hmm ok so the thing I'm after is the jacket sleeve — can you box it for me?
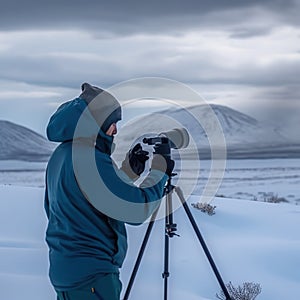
[77,151,168,225]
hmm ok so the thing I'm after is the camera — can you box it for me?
[143,128,189,157]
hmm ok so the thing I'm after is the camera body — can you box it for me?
[143,136,171,157]
[142,136,169,146]
[143,128,190,158]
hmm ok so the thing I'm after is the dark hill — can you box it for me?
[0,120,54,161]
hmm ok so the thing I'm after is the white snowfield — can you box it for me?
[0,182,299,300]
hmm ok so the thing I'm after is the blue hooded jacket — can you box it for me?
[44,97,167,291]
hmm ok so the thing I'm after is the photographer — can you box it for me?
[44,83,174,300]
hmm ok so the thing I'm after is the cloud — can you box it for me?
[0,0,299,134]
[1,27,299,90]
[229,27,273,39]
[0,0,299,36]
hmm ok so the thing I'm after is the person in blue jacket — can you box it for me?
[44,83,174,300]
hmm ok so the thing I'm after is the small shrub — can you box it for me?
[191,202,216,215]
[216,194,226,198]
[216,281,262,300]
[262,192,289,203]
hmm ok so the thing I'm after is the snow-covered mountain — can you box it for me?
[1,104,299,162]
[0,120,54,161]
[115,104,300,159]
[205,104,285,144]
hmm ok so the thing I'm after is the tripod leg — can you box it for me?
[162,188,173,300]
[123,208,159,300]
[174,187,232,300]
[163,224,170,300]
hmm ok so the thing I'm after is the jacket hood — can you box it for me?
[46,98,111,145]
[47,83,122,144]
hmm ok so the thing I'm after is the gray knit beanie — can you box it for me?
[79,83,122,132]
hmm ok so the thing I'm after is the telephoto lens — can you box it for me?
[159,128,189,149]
[143,127,189,149]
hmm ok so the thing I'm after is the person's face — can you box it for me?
[106,123,117,136]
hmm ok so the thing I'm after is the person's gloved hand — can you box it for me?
[121,143,149,180]
[151,142,175,176]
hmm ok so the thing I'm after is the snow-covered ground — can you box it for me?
[0,159,300,299]
[0,161,47,187]
[193,159,300,205]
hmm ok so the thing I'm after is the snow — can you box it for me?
[180,158,300,205]
[0,161,47,187]
[123,197,300,300]
[1,159,300,300]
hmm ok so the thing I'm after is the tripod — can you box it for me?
[123,175,231,300]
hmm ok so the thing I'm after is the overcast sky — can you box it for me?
[0,0,299,136]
